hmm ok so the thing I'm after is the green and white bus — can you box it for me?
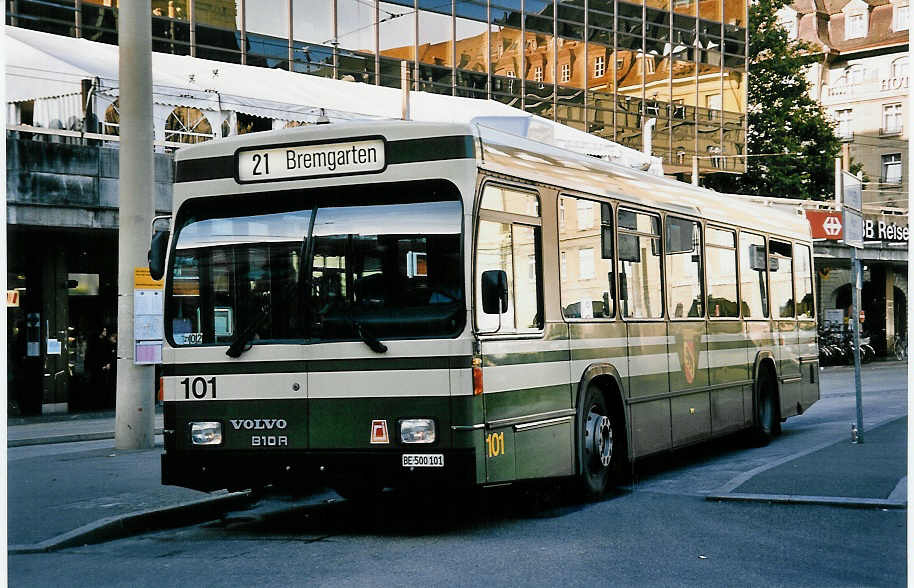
[151,120,819,498]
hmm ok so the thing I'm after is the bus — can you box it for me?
[149,120,819,499]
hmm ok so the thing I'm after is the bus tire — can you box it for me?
[577,384,622,499]
[752,367,780,446]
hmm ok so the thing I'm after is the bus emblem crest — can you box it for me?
[682,340,697,385]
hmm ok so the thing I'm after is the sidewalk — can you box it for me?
[8,409,164,447]
[7,410,907,554]
[706,416,907,509]
[7,411,252,554]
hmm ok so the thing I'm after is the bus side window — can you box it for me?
[558,196,615,320]
[739,232,769,319]
[618,209,663,319]
[476,185,543,333]
[666,216,704,319]
[794,243,814,319]
[769,240,795,318]
[706,227,738,318]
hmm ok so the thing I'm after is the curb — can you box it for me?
[8,429,164,447]
[8,491,254,554]
[705,492,906,510]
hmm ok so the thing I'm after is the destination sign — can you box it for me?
[236,138,385,183]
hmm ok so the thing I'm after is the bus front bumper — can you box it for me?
[161,449,478,493]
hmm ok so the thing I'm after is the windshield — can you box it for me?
[166,180,465,348]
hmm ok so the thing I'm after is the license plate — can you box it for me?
[401,454,444,468]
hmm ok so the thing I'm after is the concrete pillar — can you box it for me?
[116,0,156,450]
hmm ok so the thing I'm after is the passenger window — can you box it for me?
[795,244,815,319]
[476,185,543,333]
[618,208,663,319]
[558,196,615,319]
[769,240,795,318]
[666,216,703,318]
[706,227,738,318]
[739,232,769,319]
[480,185,540,216]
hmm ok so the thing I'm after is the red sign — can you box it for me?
[6,290,19,307]
[805,210,844,240]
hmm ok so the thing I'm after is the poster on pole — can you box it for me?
[134,267,164,365]
[842,172,863,249]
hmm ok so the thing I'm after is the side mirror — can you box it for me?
[481,269,508,314]
[148,229,170,281]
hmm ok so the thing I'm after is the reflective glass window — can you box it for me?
[795,244,814,319]
[706,227,738,317]
[618,209,663,318]
[477,185,543,333]
[666,217,704,318]
[739,232,768,319]
[769,241,794,318]
[559,197,615,319]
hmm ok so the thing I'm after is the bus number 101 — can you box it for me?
[181,376,217,399]
[486,432,505,458]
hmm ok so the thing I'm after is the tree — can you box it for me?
[703,0,840,200]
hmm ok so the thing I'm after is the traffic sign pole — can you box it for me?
[841,168,865,444]
[851,247,864,443]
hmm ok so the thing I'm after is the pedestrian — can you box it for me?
[84,326,114,409]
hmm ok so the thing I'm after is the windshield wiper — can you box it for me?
[226,302,270,358]
[353,320,388,354]
[226,281,302,358]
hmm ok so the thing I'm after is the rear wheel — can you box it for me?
[577,385,623,499]
[752,367,780,446]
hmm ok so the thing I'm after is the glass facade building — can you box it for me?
[8,0,748,173]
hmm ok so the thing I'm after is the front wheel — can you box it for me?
[577,385,623,499]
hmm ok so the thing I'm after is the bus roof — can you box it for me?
[174,120,811,242]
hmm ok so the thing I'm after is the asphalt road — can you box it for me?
[8,362,908,587]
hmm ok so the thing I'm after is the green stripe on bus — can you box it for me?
[483,350,570,367]
[386,135,475,165]
[571,347,626,361]
[163,355,472,376]
[483,384,572,423]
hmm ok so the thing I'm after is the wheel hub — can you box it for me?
[585,410,612,468]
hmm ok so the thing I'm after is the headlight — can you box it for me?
[400,419,436,444]
[190,421,222,445]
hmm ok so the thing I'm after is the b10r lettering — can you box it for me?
[252,435,288,447]
[181,376,216,399]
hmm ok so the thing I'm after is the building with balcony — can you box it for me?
[781,0,908,210]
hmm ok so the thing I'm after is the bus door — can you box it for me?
[704,226,747,436]
[740,231,774,423]
[769,240,802,415]
[793,243,819,409]
[618,209,671,457]
[476,184,573,483]
[665,216,710,447]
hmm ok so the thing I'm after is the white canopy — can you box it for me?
[5,25,661,173]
